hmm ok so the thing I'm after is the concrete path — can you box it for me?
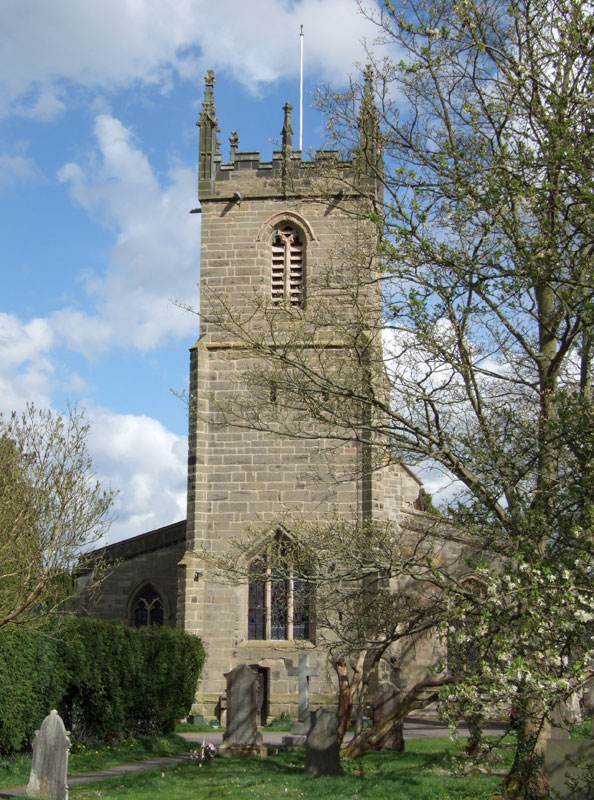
[182,717,506,747]
[0,717,507,797]
[0,755,192,798]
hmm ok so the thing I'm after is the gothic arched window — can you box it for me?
[248,535,311,641]
[133,586,164,627]
[271,224,304,307]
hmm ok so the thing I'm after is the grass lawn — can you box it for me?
[0,733,190,790]
[176,721,223,733]
[68,738,507,800]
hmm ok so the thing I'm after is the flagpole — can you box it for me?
[299,25,304,152]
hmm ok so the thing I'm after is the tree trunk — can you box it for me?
[464,712,483,757]
[504,709,550,799]
[335,658,353,747]
[344,678,447,759]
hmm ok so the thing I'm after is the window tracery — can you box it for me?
[132,586,164,627]
[248,535,311,641]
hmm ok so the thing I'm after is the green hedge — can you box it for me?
[0,617,205,754]
[0,628,66,754]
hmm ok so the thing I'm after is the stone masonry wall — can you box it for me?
[84,521,186,627]
[183,144,419,719]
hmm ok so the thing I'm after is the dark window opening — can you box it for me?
[248,559,266,640]
[247,535,311,641]
[133,587,164,627]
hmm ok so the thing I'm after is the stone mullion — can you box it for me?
[287,573,294,640]
[265,564,272,640]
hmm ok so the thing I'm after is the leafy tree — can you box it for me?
[192,1,594,795]
[419,488,441,515]
[212,515,473,755]
[0,405,115,628]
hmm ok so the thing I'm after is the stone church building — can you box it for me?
[84,71,432,721]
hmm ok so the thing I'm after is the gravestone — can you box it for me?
[282,653,319,745]
[305,708,343,776]
[287,653,319,728]
[215,692,227,727]
[546,730,594,799]
[582,682,594,718]
[550,700,570,740]
[27,710,71,800]
[220,664,266,757]
[371,682,404,751]
[545,707,594,799]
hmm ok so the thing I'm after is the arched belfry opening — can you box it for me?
[271,223,304,307]
[258,211,315,310]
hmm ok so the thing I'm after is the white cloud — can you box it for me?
[0,313,55,412]
[87,408,187,544]
[0,0,196,117]
[0,0,375,118]
[0,153,39,189]
[56,113,200,358]
[0,313,187,544]
[416,461,462,507]
[0,110,195,543]
[12,89,66,121]
[193,0,376,89]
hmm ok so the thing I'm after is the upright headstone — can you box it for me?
[546,732,594,799]
[215,692,227,727]
[27,710,71,800]
[546,699,594,799]
[551,701,570,740]
[565,693,582,725]
[371,682,404,751]
[220,664,266,757]
[582,682,594,718]
[305,708,343,775]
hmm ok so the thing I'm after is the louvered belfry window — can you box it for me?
[271,224,304,307]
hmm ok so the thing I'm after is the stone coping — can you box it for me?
[80,520,186,569]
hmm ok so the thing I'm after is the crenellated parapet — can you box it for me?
[198,150,353,203]
[196,70,380,204]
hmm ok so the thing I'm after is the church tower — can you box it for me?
[180,71,420,719]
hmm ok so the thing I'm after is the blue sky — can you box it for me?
[1,0,383,542]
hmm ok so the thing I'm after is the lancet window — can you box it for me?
[271,224,304,307]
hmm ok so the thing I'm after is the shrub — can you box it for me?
[126,625,205,734]
[0,628,67,754]
[54,617,205,740]
[0,616,205,752]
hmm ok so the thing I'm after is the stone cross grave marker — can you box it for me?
[27,710,71,800]
[286,653,319,732]
[221,664,264,756]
